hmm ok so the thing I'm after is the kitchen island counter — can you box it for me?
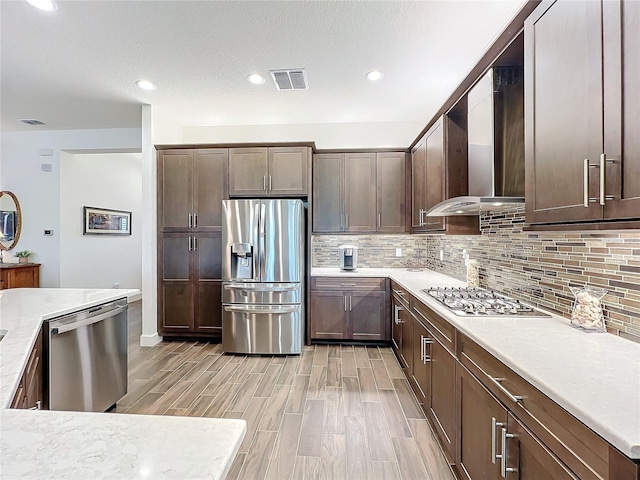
[312,267,640,459]
[0,288,245,479]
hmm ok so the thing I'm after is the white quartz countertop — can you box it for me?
[0,288,246,479]
[312,267,640,459]
[0,409,246,480]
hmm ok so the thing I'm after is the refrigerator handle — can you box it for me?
[259,202,266,281]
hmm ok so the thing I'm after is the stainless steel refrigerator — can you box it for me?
[222,199,305,354]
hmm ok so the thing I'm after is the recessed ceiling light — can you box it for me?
[26,0,57,11]
[136,80,156,91]
[365,70,383,82]
[492,202,503,207]
[247,73,266,85]
[455,210,464,214]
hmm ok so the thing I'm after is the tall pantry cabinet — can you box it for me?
[157,148,228,338]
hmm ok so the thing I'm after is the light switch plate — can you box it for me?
[395,248,402,257]
[440,249,444,261]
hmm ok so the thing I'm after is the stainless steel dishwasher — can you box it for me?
[47,299,128,412]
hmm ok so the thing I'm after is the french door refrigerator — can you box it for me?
[222,199,305,354]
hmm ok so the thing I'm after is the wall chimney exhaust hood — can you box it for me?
[427,67,525,216]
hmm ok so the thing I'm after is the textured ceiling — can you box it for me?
[1,0,525,136]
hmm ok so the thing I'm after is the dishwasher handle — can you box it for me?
[51,305,127,335]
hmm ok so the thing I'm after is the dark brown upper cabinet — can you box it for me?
[313,151,407,233]
[158,149,228,232]
[411,116,479,234]
[228,146,309,197]
[525,0,640,227]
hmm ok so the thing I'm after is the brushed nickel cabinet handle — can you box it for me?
[188,236,192,252]
[189,213,193,228]
[489,376,523,404]
[344,295,347,312]
[491,417,505,464]
[349,295,352,311]
[599,153,616,205]
[583,159,590,207]
[500,427,516,478]
[378,213,381,230]
[194,237,198,251]
[263,175,267,191]
[194,213,198,228]
[269,175,272,191]
[394,305,401,325]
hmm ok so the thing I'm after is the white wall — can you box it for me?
[59,152,142,289]
[182,121,422,149]
[0,128,141,287]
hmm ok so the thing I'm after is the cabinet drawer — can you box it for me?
[311,277,385,291]
[411,297,455,353]
[459,334,614,480]
[390,281,410,308]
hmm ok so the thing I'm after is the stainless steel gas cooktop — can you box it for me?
[422,287,550,317]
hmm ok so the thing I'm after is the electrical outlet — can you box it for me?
[439,249,444,262]
[113,283,119,289]
[395,248,402,257]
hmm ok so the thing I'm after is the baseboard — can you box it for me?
[140,333,163,347]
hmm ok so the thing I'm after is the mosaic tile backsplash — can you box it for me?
[313,207,640,341]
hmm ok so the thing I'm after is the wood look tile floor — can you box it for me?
[118,302,455,480]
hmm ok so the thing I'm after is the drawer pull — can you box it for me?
[341,283,357,287]
[392,289,405,297]
[500,427,517,478]
[489,376,523,404]
[394,305,401,325]
[491,417,505,464]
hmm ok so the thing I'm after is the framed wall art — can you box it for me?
[83,206,131,235]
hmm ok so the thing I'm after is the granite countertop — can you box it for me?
[311,267,640,459]
[0,288,246,479]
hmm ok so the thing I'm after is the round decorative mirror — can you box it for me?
[0,191,22,251]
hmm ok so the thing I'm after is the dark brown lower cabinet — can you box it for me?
[457,362,580,480]
[391,292,411,369]
[310,277,389,341]
[11,327,44,410]
[408,309,456,465]
[410,315,430,405]
[158,232,222,337]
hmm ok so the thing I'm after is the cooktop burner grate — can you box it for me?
[421,287,550,317]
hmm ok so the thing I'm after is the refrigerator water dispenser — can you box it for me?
[231,242,253,279]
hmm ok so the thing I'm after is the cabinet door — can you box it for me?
[344,153,377,232]
[194,149,228,230]
[428,336,456,464]
[194,234,222,334]
[7,266,39,288]
[349,291,386,341]
[391,296,403,360]
[228,148,268,196]
[24,329,43,409]
[603,0,640,220]
[424,121,446,231]
[457,363,506,480]
[159,234,194,332]
[159,150,193,231]
[400,307,413,374]
[508,413,579,480]
[268,147,309,196]
[411,136,427,230]
[310,291,347,339]
[377,152,406,232]
[525,0,604,224]
[313,154,344,232]
[411,318,431,405]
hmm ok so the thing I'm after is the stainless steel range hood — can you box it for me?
[427,67,525,217]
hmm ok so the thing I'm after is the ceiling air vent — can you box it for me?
[19,119,47,126]
[270,69,308,91]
